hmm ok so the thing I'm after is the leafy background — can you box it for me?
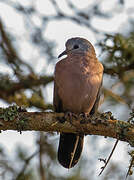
[0,0,134,179]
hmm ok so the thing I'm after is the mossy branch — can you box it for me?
[0,106,134,147]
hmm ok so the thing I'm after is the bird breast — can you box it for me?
[55,57,103,113]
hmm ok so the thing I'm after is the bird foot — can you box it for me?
[79,112,89,119]
[64,112,78,125]
[65,112,78,120]
[58,112,78,124]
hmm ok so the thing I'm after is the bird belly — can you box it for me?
[58,76,94,113]
[56,59,102,114]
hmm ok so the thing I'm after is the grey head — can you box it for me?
[58,37,95,58]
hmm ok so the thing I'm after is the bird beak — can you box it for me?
[58,50,67,58]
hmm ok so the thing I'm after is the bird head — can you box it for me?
[58,37,96,58]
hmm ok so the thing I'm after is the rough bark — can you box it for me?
[0,106,134,147]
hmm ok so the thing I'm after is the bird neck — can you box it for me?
[68,52,97,62]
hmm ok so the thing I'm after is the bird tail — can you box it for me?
[58,133,84,168]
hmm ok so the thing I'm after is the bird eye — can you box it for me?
[73,45,79,49]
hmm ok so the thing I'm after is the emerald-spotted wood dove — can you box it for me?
[53,37,103,168]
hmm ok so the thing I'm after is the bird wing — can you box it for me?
[90,79,103,115]
[53,78,63,113]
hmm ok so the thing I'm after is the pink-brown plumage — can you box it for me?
[54,37,103,168]
[55,54,103,113]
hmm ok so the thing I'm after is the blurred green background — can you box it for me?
[0,0,134,179]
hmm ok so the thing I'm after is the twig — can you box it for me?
[39,132,46,180]
[126,155,134,179]
[16,151,38,180]
[99,139,119,176]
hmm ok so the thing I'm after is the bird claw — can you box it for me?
[79,112,89,119]
[65,112,78,120]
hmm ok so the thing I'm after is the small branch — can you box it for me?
[16,151,38,180]
[0,75,53,95]
[0,106,134,147]
[38,132,46,180]
[103,63,134,76]
[0,18,34,73]
[98,139,119,176]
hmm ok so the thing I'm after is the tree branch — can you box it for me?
[0,74,53,95]
[0,106,134,147]
[0,18,34,73]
